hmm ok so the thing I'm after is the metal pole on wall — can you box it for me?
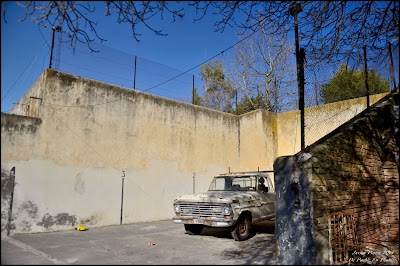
[120,171,125,225]
[134,56,137,90]
[7,167,16,236]
[363,45,370,111]
[49,27,56,69]
[290,2,305,151]
[235,89,238,115]
[388,42,398,92]
[49,26,61,69]
[192,75,195,105]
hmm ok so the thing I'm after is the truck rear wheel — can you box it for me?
[231,214,251,241]
[184,224,203,235]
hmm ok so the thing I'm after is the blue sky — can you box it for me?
[1,2,240,112]
[2,2,397,114]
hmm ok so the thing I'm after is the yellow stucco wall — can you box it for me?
[2,69,242,234]
[1,68,389,234]
[276,93,389,157]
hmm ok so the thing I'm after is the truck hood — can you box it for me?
[173,191,262,204]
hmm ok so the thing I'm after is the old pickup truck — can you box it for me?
[172,171,275,241]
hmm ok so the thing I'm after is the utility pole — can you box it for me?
[290,2,305,151]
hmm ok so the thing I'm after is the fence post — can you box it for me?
[49,27,56,69]
[235,89,238,115]
[363,45,370,111]
[192,75,195,104]
[49,26,61,69]
[134,56,137,90]
[388,42,398,92]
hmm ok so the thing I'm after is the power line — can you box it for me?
[142,28,262,93]
[1,39,49,104]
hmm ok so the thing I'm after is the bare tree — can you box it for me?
[189,1,399,65]
[2,1,185,52]
[3,1,398,63]
[225,24,297,113]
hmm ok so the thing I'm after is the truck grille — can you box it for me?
[179,203,225,218]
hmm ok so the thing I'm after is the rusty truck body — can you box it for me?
[172,171,275,241]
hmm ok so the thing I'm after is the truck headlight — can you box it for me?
[174,204,181,213]
[223,206,231,216]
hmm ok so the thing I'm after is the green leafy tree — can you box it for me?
[321,64,390,104]
[236,95,269,115]
[200,60,236,112]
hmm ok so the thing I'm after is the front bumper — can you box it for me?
[172,216,235,227]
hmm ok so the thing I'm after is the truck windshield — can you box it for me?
[208,175,257,191]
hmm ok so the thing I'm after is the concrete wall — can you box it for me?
[0,68,389,235]
[1,69,244,234]
[276,93,389,157]
[238,109,278,172]
[274,92,399,265]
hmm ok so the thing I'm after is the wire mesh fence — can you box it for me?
[303,44,397,146]
[51,30,301,114]
[52,31,204,105]
[50,29,397,148]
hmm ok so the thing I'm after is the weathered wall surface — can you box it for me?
[1,167,14,234]
[276,93,389,157]
[8,73,46,118]
[274,93,399,265]
[1,114,42,234]
[1,68,390,236]
[238,109,278,172]
[2,69,244,235]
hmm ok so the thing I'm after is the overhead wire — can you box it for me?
[5,20,262,109]
[142,28,263,92]
[45,24,262,106]
[1,37,49,105]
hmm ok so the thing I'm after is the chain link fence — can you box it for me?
[52,31,205,104]
[50,30,398,148]
[303,44,398,146]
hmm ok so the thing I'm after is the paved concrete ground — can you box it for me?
[1,219,276,265]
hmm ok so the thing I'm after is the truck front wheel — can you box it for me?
[184,224,203,235]
[231,214,252,241]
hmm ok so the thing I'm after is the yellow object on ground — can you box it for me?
[75,225,87,231]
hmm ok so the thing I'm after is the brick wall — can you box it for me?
[275,92,399,265]
[310,103,399,263]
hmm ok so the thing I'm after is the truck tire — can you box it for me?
[184,224,203,235]
[231,214,252,241]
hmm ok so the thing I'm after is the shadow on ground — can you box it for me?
[226,220,276,264]
[196,220,275,240]
[186,220,277,264]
